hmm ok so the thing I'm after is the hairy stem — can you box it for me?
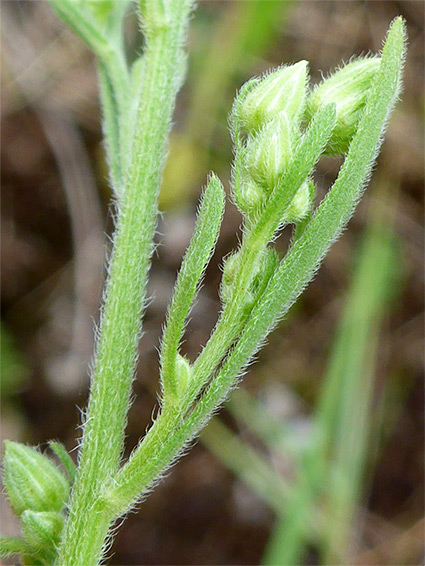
[57,2,193,565]
[103,17,405,518]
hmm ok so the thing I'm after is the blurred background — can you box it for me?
[1,1,424,564]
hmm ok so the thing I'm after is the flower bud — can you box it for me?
[232,173,265,219]
[174,353,192,395]
[284,180,314,223]
[250,247,279,301]
[220,252,241,306]
[239,61,309,132]
[220,247,279,313]
[21,510,64,551]
[3,441,70,516]
[245,112,296,189]
[306,57,380,154]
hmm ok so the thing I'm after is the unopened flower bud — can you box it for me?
[245,113,296,189]
[21,510,64,551]
[239,61,309,132]
[220,252,241,306]
[3,441,70,516]
[220,247,279,313]
[284,180,314,223]
[250,247,279,301]
[174,353,192,395]
[306,57,380,154]
[233,173,265,219]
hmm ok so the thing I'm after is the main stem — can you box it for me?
[58,2,192,565]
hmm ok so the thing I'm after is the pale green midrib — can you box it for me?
[58,2,193,564]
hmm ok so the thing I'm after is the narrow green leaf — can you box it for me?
[98,65,124,195]
[47,0,109,55]
[98,47,131,198]
[49,441,76,484]
[48,0,131,200]
[160,174,225,400]
[253,102,336,242]
[120,56,147,176]
[97,46,131,200]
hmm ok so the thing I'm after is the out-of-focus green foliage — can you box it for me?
[1,322,29,397]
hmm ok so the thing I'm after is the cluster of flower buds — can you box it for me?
[231,56,380,223]
[233,61,309,223]
[3,441,71,563]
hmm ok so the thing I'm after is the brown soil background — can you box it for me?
[1,1,423,565]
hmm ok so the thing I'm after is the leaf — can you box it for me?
[160,174,225,400]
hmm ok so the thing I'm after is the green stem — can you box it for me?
[57,2,193,565]
[104,17,405,519]
[98,48,131,195]
[184,103,336,405]
[188,240,262,395]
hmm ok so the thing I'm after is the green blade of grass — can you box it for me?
[228,389,303,462]
[200,416,324,546]
[262,190,400,565]
[201,418,289,513]
[318,210,400,564]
